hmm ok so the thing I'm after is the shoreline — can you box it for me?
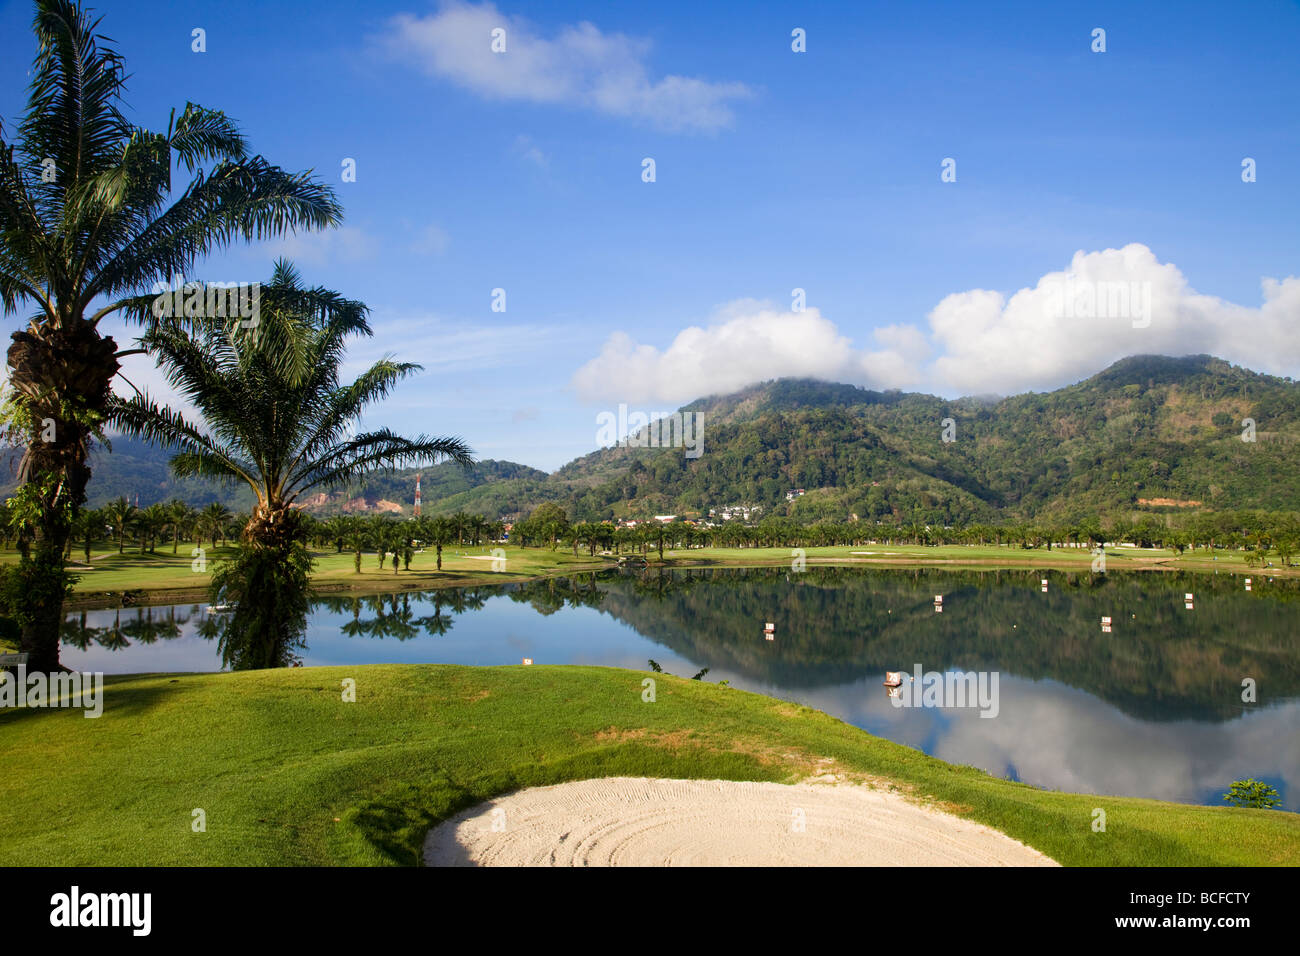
[60,549,1289,611]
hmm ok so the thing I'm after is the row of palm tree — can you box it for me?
[1,1,473,670]
[311,514,505,572]
[507,508,1300,566]
[61,498,238,560]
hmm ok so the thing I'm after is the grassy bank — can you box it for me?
[3,541,1287,611]
[0,664,1294,866]
[25,545,612,609]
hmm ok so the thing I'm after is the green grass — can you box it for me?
[660,542,1274,574]
[0,544,612,605]
[0,664,1294,866]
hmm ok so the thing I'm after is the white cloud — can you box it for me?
[339,314,559,378]
[512,134,547,169]
[410,224,451,256]
[375,2,752,132]
[928,243,1300,394]
[570,301,922,405]
[570,244,1300,404]
[265,226,378,267]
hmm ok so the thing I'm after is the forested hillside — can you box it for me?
[16,354,1297,525]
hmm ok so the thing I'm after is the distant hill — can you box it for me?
[547,354,1300,525]
[0,441,546,516]
[6,354,1297,523]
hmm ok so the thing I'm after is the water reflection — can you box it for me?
[61,568,1299,808]
[62,604,190,652]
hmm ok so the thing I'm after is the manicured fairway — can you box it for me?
[0,664,1294,866]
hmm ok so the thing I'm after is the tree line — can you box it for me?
[506,502,1300,566]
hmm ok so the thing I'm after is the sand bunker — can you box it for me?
[423,777,1058,867]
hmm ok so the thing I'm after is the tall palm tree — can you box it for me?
[104,495,134,553]
[344,515,368,573]
[0,0,342,671]
[199,502,231,550]
[140,502,168,552]
[167,499,190,554]
[70,505,99,563]
[111,263,473,667]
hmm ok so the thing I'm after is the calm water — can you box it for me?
[61,567,1300,810]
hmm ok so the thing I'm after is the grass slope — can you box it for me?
[0,664,1294,867]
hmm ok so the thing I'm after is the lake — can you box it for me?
[61,566,1299,810]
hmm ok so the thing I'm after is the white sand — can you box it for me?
[423,777,1058,867]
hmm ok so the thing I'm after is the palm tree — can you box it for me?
[104,495,135,553]
[111,263,473,667]
[417,515,451,571]
[199,503,231,550]
[168,499,191,554]
[344,515,368,573]
[70,506,99,563]
[138,503,168,552]
[0,0,342,671]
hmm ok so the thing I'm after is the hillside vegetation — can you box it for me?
[33,354,1300,525]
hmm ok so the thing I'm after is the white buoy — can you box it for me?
[1246,577,1253,591]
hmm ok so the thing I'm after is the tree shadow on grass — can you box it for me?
[0,674,188,733]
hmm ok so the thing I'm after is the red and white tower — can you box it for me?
[414,473,422,517]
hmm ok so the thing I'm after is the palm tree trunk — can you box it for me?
[7,318,117,672]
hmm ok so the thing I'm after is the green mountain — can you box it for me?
[12,354,1298,523]
[540,353,1300,524]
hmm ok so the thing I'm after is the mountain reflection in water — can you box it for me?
[62,567,1299,809]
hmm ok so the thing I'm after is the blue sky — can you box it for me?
[2,0,1298,470]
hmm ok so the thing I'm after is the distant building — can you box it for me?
[709,503,764,522]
